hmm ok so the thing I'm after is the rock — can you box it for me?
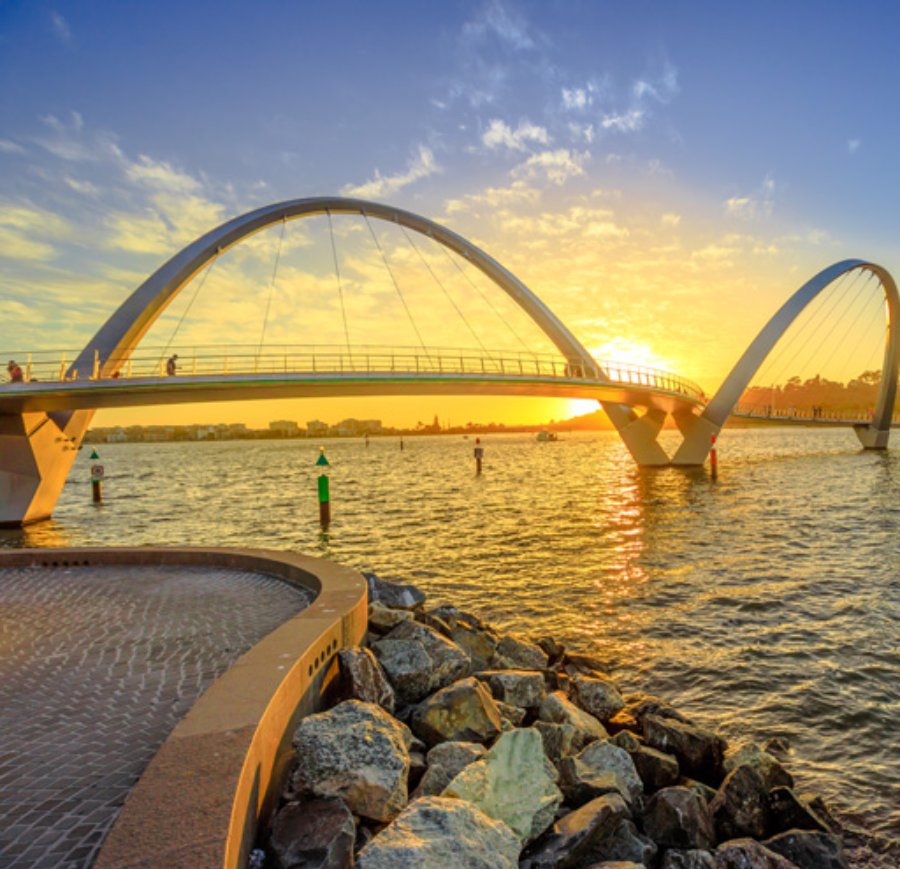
[642,714,726,783]
[583,862,644,868]
[451,623,497,671]
[533,635,566,665]
[570,675,626,722]
[642,786,715,851]
[519,793,630,869]
[431,604,487,631]
[610,730,643,752]
[723,743,793,791]
[410,676,502,747]
[413,740,486,797]
[630,744,680,792]
[625,693,692,725]
[533,721,590,766]
[475,669,547,708]
[763,830,847,869]
[559,740,644,809]
[539,690,608,742]
[767,787,829,834]
[662,849,716,868]
[408,751,426,789]
[364,572,426,609]
[493,634,549,670]
[585,818,658,866]
[714,838,799,868]
[355,796,520,868]
[562,650,611,675]
[336,647,395,713]
[606,710,641,735]
[678,777,718,804]
[710,765,771,840]
[413,610,454,637]
[444,728,563,844]
[367,601,414,635]
[497,701,527,726]
[269,797,356,869]
[372,621,470,706]
[291,700,410,823]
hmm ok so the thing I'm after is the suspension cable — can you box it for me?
[327,210,353,357]
[400,226,492,358]
[836,283,888,379]
[363,212,430,358]
[436,243,533,353]
[162,250,220,356]
[258,217,287,353]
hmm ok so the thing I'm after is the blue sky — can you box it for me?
[1,1,899,425]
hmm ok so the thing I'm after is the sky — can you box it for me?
[1,0,899,428]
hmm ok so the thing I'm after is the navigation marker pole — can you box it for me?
[316,447,331,527]
[89,448,105,503]
[474,438,484,475]
[709,434,718,480]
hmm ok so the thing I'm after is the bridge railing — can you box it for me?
[1,345,705,401]
[732,403,900,424]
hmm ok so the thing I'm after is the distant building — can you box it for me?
[332,418,383,436]
[269,420,300,437]
[307,420,329,437]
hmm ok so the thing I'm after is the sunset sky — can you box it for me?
[1,1,899,427]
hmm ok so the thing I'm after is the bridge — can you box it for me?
[1,196,897,526]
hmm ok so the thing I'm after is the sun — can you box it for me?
[590,338,672,373]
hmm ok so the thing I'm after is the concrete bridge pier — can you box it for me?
[0,410,92,526]
[853,425,892,449]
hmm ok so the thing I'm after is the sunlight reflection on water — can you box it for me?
[3,426,898,843]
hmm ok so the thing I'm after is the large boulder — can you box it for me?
[540,690,608,742]
[624,693,692,726]
[291,700,410,822]
[492,634,549,670]
[570,675,626,722]
[519,793,630,869]
[413,741,486,797]
[444,728,563,844]
[372,621,470,706]
[767,787,829,834]
[714,838,799,868]
[476,669,547,709]
[709,765,771,840]
[355,796,520,868]
[451,623,498,671]
[762,830,847,869]
[643,714,726,783]
[661,849,716,868]
[630,744,680,792]
[559,740,643,809]
[268,797,355,869]
[364,571,426,609]
[583,818,658,866]
[367,601,414,635]
[723,743,793,791]
[642,786,715,851]
[410,676,502,746]
[336,647,395,713]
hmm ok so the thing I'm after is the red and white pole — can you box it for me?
[710,434,718,480]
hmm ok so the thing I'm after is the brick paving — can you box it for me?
[0,564,312,869]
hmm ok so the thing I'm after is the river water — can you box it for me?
[2,427,898,858]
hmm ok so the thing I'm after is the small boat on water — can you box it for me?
[536,430,558,442]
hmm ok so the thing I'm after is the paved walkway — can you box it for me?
[0,563,312,869]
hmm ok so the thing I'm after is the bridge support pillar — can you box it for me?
[853,425,891,450]
[603,403,670,466]
[0,410,92,526]
[670,409,722,467]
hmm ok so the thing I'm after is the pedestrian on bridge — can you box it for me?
[166,354,178,376]
[7,360,23,383]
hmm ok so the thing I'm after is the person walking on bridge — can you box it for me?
[166,354,178,376]
[7,360,23,383]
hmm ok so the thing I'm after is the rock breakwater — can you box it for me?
[262,573,852,868]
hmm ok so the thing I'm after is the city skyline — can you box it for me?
[2,1,899,427]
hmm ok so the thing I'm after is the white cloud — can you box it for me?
[34,112,122,162]
[511,149,589,186]
[562,87,589,111]
[126,155,201,194]
[661,213,682,227]
[50,11,72,44]
[481,118,550,152]
[341,145,441,199]
[0,139,26,154]
[444,181,539,215]
[725,174,776,219]
[63,177,99,195]
[568,123,594,144]
[601,109,645,133]
[463,0,536,50]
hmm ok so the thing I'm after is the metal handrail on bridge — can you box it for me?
[2,344,706,402]
[732,403,900,425]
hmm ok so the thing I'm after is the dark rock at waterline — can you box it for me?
[364,571,426,609]
[532,634,566,665]
[519,792,630,869]
[767,787,829,834]
[371,620,470,706]
[710,765,771,840]
[475,668,547,709]
[291,700,411,823]
[642,714,726,784]
[336,647,395,713]
[559,740,644,809]
[409,676,502,746]
[492,633,550,670]
[661,848,716,868]
[723,743,793,791]
[450,623,497,671]
[714,837,798,868]
[366,601,413,635]
[583,817,658,866]
[570,674,626,723]
[624,693,692,726]
[762,829,848,869]
[678,776,718,805]
[642,786,716,851]
[268,797,355,869]
[413,609,454,637]
[630,743,681,792]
